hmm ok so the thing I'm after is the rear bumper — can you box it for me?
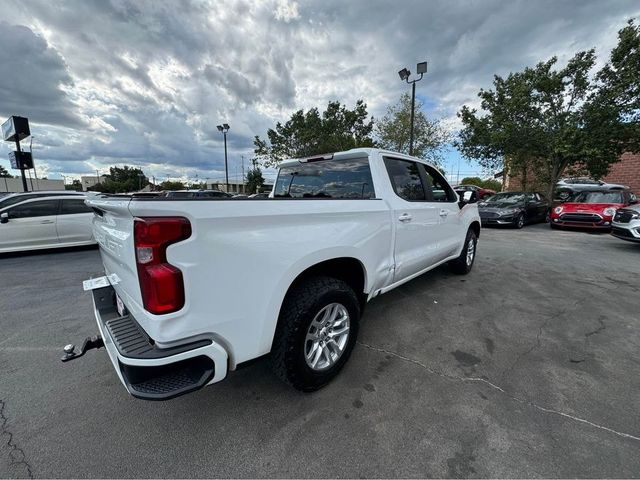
[91,285,228,400]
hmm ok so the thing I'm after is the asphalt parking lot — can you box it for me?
[1,223,639,478]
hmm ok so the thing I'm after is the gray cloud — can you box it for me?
[0,22,82,127]
[0,0,637,181]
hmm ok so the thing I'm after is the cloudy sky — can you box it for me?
[0,0,638,185]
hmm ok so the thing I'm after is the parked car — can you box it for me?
[554,177,627,202]
[454,184,496,200]
[68,148,481,400]
[0,190,85,210]
[478,191,550,228]
[0,195,96,253]
[550,189,637,230]
[248,192,270,199]
[164,189,231,198]
[611,204,640,243]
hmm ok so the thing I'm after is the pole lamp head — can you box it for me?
[216,125,224,132]
[416,61,428,74]
[223,123,230,130]
[398,68,410,81]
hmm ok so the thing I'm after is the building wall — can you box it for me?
[80,175,104,191]
[505,152,640,194]
[0,177,64,193]
[602,152,640,193]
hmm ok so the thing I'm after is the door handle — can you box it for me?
[40,220,54,224]
[439,209,449,217]
[398,213,412,222]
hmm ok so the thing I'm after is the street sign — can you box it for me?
[2,116,30,142]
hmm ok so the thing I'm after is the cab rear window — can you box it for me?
[274,158,375,199]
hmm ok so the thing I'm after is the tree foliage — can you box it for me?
[254,100,375,167]
[246,165,265,194]
[159,180,185,191]
[375,93,451,165]
[456,20,639,197]
[459,176,502,192]
[0,165,11,178]
[65,179,83,191]
[88,166,148,193]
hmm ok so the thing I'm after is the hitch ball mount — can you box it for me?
[61,335,104,362]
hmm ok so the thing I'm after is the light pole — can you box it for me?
[398,61,427,156]
[216,123,230,192]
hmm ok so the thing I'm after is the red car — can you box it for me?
[454,184,496,200]
[550,189,637,230]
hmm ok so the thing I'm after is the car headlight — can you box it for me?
[603,207,617,216]
[554,206,563,214]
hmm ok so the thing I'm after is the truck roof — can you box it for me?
[278,148,438,169]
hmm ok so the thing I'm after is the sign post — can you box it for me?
[2,116,31,192]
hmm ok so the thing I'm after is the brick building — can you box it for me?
[504,152,640,193]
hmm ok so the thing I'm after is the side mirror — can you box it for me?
[458,190,477,209]
[0,212,8,224]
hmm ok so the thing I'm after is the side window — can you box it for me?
[8,200,59,219]
[525,193,536,202]
[422,165,457,202]
[384,158,426,201]
[60,199,91,215]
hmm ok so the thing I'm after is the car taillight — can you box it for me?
[134,217,191,315]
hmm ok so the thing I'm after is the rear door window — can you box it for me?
[7,200,59,219]
[60,199,91,215]
[384,158,426,201]
[274,157,375,199]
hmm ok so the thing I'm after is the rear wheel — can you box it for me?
[449,228,477,275]
[270,276,360,392]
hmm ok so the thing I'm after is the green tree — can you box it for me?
[375,93,451,165]
[456,24,639,199]
[88,166,149,193]
[246,165,265,194]
[459,176,502,192]
[0,165,11,178]
[159,180,185,191]
[593,19,640,153]
[254,100,375,167]
[65,179,83,191]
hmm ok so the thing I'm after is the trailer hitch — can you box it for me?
[61,335,104,362]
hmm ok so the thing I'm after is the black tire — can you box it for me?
[449,228,478,275]
[550,222,559,229]
[514,213,525,229]
[270,276,360,392]
[544,210,551,223]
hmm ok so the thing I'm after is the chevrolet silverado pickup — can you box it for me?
[65,148,481,400]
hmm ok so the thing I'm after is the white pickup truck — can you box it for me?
[65,148,480,400]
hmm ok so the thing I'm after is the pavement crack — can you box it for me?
[357,341,640,443]
[0,399,34,479]
[585,317,606,337]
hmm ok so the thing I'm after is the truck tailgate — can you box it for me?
[87,197,142,310]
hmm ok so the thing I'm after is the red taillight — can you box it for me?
[134,217,192,315]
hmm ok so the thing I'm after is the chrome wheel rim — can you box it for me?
[517,215,524,228]
[466,238,476,266]
[304,303,350,371]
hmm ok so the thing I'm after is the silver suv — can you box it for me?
[612,204,640,243]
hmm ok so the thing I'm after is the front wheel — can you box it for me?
[270,276,360,392]
[514,213,525,229]
[449,228,478,275]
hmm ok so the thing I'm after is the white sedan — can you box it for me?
[0,195,96,253]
